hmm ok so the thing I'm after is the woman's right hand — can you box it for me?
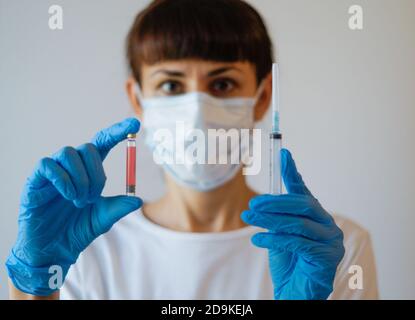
[5,118,142,297]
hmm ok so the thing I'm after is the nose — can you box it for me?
[186,77,206,94]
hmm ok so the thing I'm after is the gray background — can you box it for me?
[1,0,414,299]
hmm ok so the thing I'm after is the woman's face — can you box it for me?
[126,59,272,121]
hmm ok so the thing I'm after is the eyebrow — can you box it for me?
[150,66,243,78]
[150,70,185,78]
[207,67,243,77]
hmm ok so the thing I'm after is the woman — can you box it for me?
[6,0,378,299]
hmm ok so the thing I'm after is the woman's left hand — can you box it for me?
[241,149,345,300]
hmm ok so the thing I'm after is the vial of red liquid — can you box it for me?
[126,133,136,196]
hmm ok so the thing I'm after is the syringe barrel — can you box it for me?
[269,133,282,195]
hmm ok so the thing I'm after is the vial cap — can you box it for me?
[127,133,136,139]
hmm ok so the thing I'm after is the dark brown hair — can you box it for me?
[126,0,274,85]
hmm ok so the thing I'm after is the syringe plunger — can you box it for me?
[272,63,280,133]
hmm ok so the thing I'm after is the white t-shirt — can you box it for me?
[61,209,378,300]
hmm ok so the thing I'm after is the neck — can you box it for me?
[143,170,256,233]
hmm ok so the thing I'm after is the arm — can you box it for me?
[242,149,345,300]
[9,280,59,300]
[6,118,142,299]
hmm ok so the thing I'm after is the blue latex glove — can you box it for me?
[241,149,345,300]
[5,118,142,296]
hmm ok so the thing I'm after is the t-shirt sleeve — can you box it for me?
[60,257,84,300]
[329,218,379,300]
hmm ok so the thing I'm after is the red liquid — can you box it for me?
[126,146,136,188]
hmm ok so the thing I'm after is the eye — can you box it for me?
[158,80,184,96]
[210,78,237,96]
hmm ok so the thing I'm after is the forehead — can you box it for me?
[141,59,257,79]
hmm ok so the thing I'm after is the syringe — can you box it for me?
[269,63,282,195]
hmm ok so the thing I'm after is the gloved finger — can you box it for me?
[241,210,339,241]
[21,184,59,209]
[52,146,89,208]
[24,157,76,204]
[76,143,106,203]
[281,149,312,196]
[91,196,143,236]
[251,232,331,265]
[249,193,333,223]
[91,118,140,160]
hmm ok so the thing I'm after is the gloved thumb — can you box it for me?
[92,195,143,236]
[281,148,312,196]
[91,118,140,161]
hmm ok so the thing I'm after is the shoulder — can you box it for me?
[87,208,147,252]
[61,209,146,299]
[332,213,371,245]
[329,213,379,299]
[69,209,148,273]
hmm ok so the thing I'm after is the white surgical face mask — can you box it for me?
[136,84,263,191]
